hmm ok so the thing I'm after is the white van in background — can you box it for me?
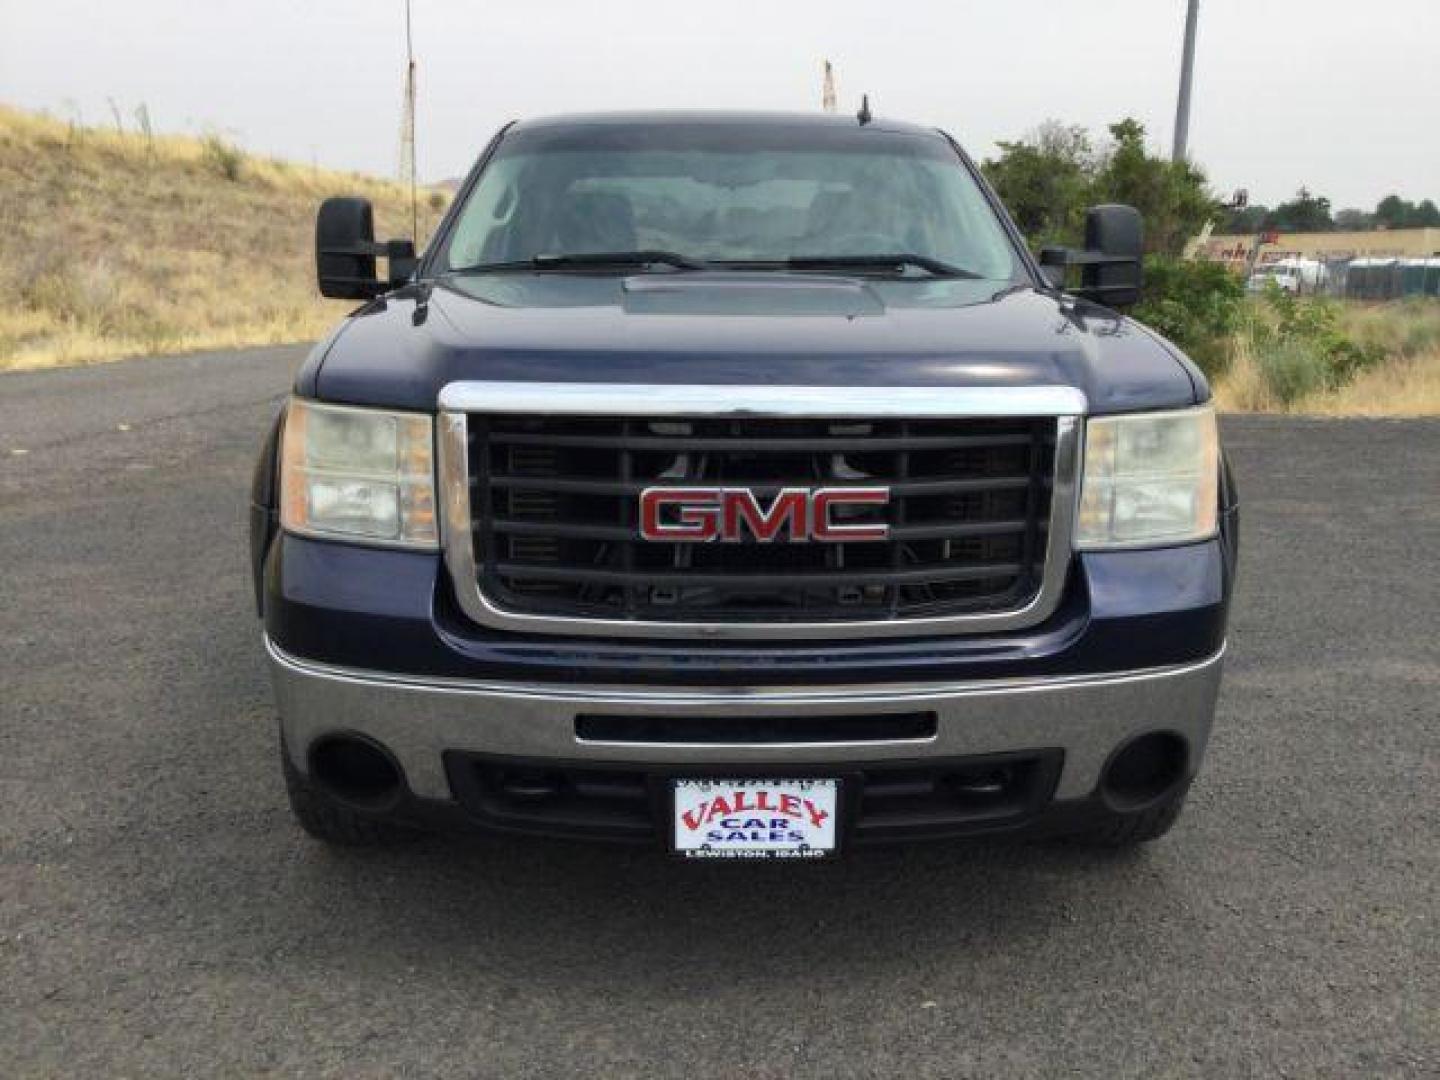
[1247,257,1328,294]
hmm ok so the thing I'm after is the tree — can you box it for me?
[1333,208,1374,231]
[1264,188,1333,232]
[1222,204,1270,234]
[983,117,1218,255]
[981,121,1093,245]
[1373,194,1409,230]
[1374,194,1440,228]
[1089,119,1219,254]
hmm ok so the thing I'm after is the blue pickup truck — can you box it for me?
[250,111,1237,858]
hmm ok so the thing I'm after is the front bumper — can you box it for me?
[271,636,1224,839]
[261,499,1235,842]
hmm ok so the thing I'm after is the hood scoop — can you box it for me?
[621,272,884,318]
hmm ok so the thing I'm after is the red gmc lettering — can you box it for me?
[812,488,891,541]
[640,487,890,542]
[722,488,808,542]
[640,488,722,541]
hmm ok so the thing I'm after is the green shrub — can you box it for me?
[1255,338,1333,404]
[200,133,244,182]
[1132,256,1245,379]
[1248,288,1386,403]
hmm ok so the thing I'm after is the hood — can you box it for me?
[306,272,1203,415]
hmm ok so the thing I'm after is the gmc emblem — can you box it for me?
[639,487,890,543]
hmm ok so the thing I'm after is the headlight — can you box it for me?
[1076,406,1218,549]
[279,399,438,548]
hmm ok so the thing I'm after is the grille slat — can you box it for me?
[464,414,1056,624]
[488,517,1032,542]
[888,423,911,615]
[486,431,1036,452]
[483,475,1041,496]
[618,420,638,616]
[492,561,1026,587]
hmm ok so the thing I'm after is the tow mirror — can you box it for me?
[1038,204,1144,309]
[315,196,417,299]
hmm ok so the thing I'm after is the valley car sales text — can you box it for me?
[679,788,832,857]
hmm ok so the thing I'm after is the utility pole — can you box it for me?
[822,60,837,113]
[1171,0,1199,162]
[398,0,419,244]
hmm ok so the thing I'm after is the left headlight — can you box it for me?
[279,398,438,549]
[1076,405,1219,549]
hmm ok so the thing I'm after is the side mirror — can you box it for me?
[1037,204,1144,309]
[1081,204,1142,307]
[315,196,417,299]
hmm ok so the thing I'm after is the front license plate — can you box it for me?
[672,778,839,860]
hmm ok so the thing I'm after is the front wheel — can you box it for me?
[1066,786,1190,847]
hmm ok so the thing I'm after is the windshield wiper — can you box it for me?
[783,254,979,279]
[451,250,710,274]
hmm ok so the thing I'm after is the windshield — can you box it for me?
[442,126,1023,280]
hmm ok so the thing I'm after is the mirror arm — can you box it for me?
[318,239,415,259]
[1072,283,1143,297]
[1038,244,1142,306]
[1060,252,1137,267]
[319,239,416,288]
[1039,249,1136,268]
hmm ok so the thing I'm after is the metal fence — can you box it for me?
[1247,257,1440,300]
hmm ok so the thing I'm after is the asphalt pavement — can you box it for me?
[1,347,1436,1078]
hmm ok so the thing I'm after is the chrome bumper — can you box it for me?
[267,637,1225,803]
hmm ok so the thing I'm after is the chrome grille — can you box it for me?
[461,414,1058,623]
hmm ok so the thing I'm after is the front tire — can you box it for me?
[281,738,420,847]
[1067,785,1190,847]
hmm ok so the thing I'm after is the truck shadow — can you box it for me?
[276,828,1168,986]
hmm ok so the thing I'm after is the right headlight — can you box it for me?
[1076,405,1219,549]
[279,398,438,549]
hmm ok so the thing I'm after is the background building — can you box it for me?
[1195,228,1440,299]
[1197,228,1440,268]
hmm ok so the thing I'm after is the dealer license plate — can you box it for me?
[672,778,839,860]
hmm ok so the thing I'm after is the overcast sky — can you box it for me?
[2,0,1435,209]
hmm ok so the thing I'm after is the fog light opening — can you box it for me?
[308,735,404,808]
[1101,732,1188,811]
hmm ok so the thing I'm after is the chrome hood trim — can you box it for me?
[438,382,1087,418]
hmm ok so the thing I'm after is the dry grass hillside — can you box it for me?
[0,105,447,370]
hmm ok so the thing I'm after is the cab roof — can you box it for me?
[496,110,957,159]
[508,109,943,138]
